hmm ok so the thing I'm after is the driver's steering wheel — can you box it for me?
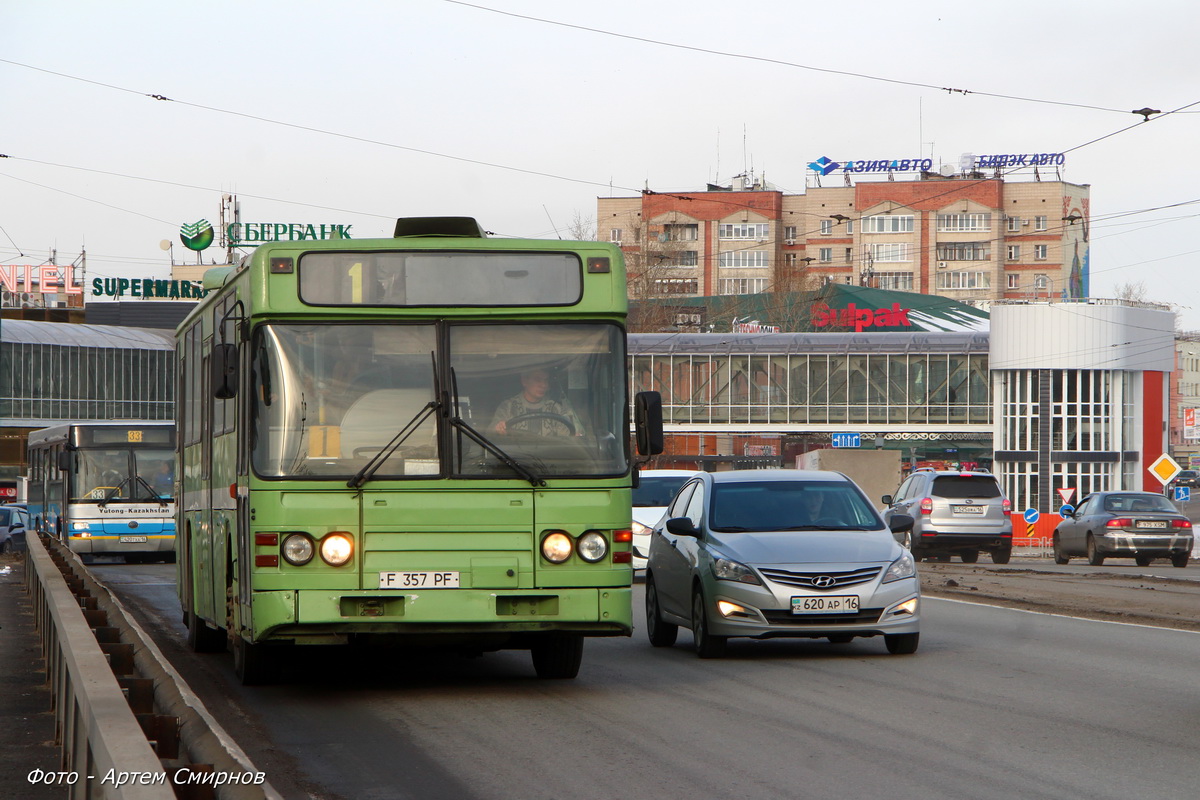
[503,412,576,436]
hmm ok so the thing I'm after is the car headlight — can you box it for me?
[72,521,91,530]
[282,533,315,566]
[711,556,762,585]
[541,531,573,563]
[883,551,917,583]
[320,532,354,566]
[631,521,650,535]
[577,531,608,563]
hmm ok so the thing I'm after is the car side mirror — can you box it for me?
[881,495,894,506]
[888,513,915,533]
[665,517,702,538]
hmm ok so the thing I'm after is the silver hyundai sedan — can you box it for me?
[645,469,920,657]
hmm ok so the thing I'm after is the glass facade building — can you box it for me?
[0,319,175,482]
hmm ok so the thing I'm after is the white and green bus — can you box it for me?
[177,217,662,683]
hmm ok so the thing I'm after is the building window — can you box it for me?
[875,272,914,291]
[937,213,991,232]
[869,243,911,262]
[1007,273,1020,289]
[846,219,854,234]
[718,250,769,268]
[844,247,853,263]
[819,248,833,263]
[784,225,797,240]
[1007,216,1021,232]
[659,250,697,267]
[663,224,698,241]
[719,223,770,240]
[719,278,768,295]
[1035,215,1048,231]
[936,242,990,261]
[610,228,622,243]
[819,219,833,235]
[1034,244,1048,260]
[863,215,914,233]
[1007,245,1021,261]
[936,271,991,290]
[652,278,698,295]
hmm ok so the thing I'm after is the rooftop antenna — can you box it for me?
[542,205,562,239]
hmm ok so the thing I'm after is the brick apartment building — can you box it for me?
[597,160,1089,309]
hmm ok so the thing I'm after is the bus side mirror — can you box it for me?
[634,391,664,456]
[57,451,74,472]
[212,343,239,399]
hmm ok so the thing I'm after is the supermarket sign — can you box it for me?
[812,301,912,332]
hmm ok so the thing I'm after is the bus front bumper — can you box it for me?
[250,586,633,641]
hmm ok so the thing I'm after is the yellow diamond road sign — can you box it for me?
[1149,453,1182,485]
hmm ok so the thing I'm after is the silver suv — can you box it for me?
[881,469,1013,563]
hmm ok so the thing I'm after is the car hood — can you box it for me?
[707,529,900,565]
[632,507,667,529]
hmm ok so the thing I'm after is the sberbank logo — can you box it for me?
[180,219,215,251]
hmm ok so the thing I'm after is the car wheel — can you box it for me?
[1171,552,1190,568]
[960,550,979,564]
[991,547,1012,565]
[645,575,678,647]
[1086,535,1105,566]
[691,589,727,659]
[1052,533,1069,565]
[885,632,919,655]
[0,539,10,555]
[1135,555,1152,567]
[531,634,584,679]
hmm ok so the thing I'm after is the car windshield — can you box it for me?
[1103,494,1177,513]
[634,476,691,507]
[709,480,884,532]
[931,475,1002,499]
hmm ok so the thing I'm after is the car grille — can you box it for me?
[761,608,884,625]
[759,566,882,591]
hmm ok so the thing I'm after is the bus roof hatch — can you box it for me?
[393,217,487,239]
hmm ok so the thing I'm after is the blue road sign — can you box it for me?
[1059,504,1075,518]
[1023,508,1040,524]
[1175,486,1191,503]
[831,432,861,448]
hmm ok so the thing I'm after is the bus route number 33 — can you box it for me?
[379,571,460,589]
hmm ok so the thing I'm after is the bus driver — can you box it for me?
[490,368,582,437]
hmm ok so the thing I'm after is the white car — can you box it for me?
[632,469,698,569]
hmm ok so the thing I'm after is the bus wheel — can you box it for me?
[186,612,227,653]
[233,636,279,685]
[531,634,584,679]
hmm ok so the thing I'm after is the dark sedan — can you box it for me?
[1053,491,1192,567]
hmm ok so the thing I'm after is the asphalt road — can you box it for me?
[95,563,1200,800]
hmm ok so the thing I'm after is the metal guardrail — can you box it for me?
[24,532,281,800]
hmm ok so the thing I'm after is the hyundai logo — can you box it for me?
[812,575,837,588]
[128,521,139,529]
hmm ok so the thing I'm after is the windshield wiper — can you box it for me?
[347,400,440,489]
[447,417,545,487]
[98,478,131,508]
[133,475,169,507]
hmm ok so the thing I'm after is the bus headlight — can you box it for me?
[282,533,315,566]
[577,531,608,563]
[541,531,573,563]
[320,532,354,566]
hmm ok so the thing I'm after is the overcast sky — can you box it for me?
[3,1,1198,324]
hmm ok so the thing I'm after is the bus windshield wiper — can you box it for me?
[347,400,440,489]
[133,475,169,507]
[99,477,131,507]
[446,417,545,488]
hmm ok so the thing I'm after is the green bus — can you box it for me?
[176,217,662,683]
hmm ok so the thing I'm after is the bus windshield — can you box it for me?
[74,447,174,502]
[251,321,627,479]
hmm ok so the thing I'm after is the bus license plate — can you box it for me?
[379,571,460,589]
[120,536,148,544]
[792,595,859,614]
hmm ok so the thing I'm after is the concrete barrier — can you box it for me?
[25,532,281,799]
